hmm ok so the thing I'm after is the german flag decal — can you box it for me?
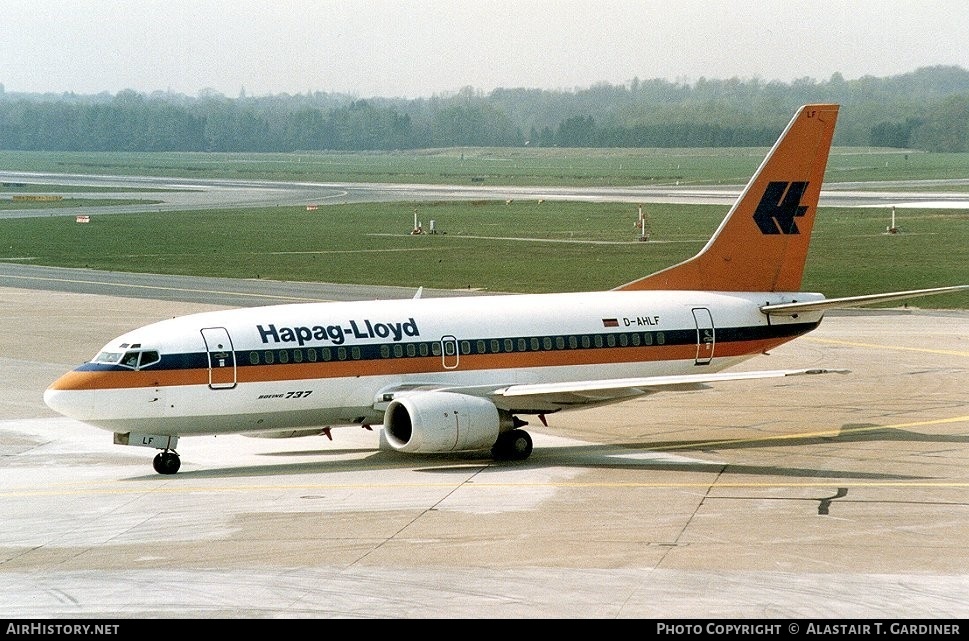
[602,318,619,328]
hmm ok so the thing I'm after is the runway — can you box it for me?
[3,170,969,220]
[1,284,968,618]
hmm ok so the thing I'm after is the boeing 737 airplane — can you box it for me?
[44,104,968,474]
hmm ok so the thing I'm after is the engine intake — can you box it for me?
[383,392,505,453]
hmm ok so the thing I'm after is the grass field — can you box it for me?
[1,199,967,307]
[0,197,162,210]
[0,147,967,308]
[3,147,969,187]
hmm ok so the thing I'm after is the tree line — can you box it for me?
[1,66,968,152]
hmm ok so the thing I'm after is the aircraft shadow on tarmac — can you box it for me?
[609,422,969,452]
[118,421,964,482]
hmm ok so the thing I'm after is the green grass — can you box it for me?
[3,148,969,187]
[0,181,181,194]
[1,200,966,307]
[1,148,967,308]
[0,197,162,210]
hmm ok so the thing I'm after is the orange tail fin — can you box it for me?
[616,104,839,293]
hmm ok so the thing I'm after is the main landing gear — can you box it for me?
[490,429,533,461]
[153,450,181,475]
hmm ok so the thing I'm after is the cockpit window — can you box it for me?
[94,350,160,370]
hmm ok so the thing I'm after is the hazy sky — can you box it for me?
[2,0,968,98]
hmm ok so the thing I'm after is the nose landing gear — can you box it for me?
[152,450,181,475]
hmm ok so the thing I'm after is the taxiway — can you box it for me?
[1,169,968,618]
[1,283,967,618]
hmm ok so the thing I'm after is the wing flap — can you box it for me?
[373,369,848,414]
[493,368,847,403]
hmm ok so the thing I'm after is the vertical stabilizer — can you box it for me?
[616,104,839,292]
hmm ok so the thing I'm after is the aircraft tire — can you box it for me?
[153,451,181,475]
[491,429,533,461]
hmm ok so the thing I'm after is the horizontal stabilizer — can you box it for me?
[761,285,969,315]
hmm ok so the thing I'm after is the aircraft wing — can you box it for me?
[488,368,847,408]
[373,368,846,414]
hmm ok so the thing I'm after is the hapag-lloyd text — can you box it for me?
[258,318,420,346]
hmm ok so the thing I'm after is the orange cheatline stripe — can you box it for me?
[48,336,798,391]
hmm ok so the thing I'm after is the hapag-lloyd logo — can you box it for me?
[257,318,419,346]
[753,181,809,234]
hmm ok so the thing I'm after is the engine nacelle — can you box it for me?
[383,392,504,453]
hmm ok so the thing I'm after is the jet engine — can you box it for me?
[383,391,509,453]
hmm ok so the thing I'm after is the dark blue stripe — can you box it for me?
[82,321,819,372]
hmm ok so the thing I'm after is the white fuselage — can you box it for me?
[44,289,825,437]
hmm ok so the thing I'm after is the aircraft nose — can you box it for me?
[44,371,96,420]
